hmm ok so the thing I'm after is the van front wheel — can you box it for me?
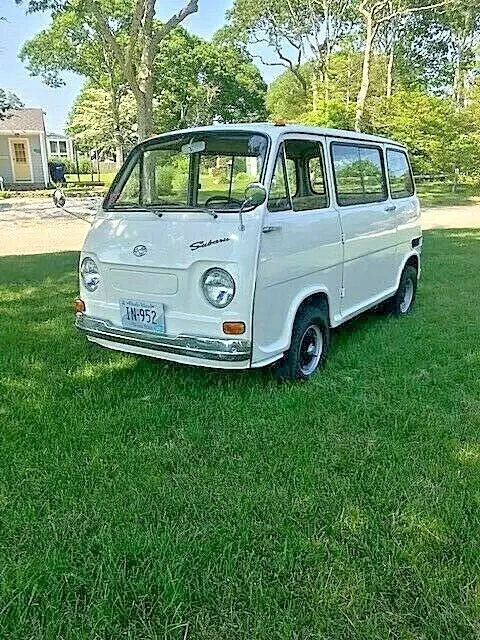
[272,303,330,382]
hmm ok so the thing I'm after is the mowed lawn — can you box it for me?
[1,230,480,639]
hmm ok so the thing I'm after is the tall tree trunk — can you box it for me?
[135,89,154,141]
[386,21,397,98]
[453,40,465,109]
[346,49,352,104]
[312,73,319,112]
[355,15,376,132]
[386,42,395,98]
[108,86,124,169]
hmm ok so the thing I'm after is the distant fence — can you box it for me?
[414,174,449,182]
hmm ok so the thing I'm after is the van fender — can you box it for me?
[282,286,332,352]
[395,249,421,291]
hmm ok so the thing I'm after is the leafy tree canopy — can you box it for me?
[0,89,24,120]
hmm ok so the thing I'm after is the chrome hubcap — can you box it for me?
[400,278,414,313]
[299,325,323,376]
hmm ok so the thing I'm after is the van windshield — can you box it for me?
[106,131,268,212]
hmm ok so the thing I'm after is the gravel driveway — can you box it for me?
[0,196,97,257]
[1,197,479,257]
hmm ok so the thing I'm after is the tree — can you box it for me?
[66,84,137,155]
[266,51,389,122]
[153,30,266,130]
[438,2,480,106]
[354,0,455,131]
[0,89,23,119]
[66,33,266,149]
[18,0,200,140]
[368,88,477,176]
[227,0,355,111]
[21,8,127,165]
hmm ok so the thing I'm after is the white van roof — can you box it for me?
[148,122,406,149]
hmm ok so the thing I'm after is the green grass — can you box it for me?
[1,231,480,638]
[417,181,480,207]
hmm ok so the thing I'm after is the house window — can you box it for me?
[49,140,58,155]
[59,141,67,156]
[13,143,27,164]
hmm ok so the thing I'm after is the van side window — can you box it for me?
[284,139,329,211]
[387,149,415,198]
[268,146,291,212]
[332,143,387,206]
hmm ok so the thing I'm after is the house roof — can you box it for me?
[0,108,45,132]
[47,132,68,139]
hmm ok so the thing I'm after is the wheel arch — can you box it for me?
[284,287,332,350]
[396,251,420,289]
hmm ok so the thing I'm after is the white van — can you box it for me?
[71,123,421,381]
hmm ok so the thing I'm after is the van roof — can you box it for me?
[147,122,406,149]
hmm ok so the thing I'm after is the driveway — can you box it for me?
[1,198,479,257]
[0,196,97,257]
[421,205,480,230]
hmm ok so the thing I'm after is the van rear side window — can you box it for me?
[331,143,387,206]
[387,149,415,198]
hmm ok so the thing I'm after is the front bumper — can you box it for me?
[75,314,251,363]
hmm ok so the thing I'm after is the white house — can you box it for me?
[47,132,74,160]
[0,108,49,189]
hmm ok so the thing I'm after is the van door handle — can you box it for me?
[262,225,282,233]
[385,205,397,212]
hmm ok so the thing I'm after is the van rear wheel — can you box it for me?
[388,265,418,316]
[272,303,330,382]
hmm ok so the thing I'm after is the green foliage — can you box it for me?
[66,85,137,153]
[266,52,393,124]
[154,28,266,130]
[155,164,175,196]
[0,89,23,119]
[48,155,75,173]
[367,90,477,176]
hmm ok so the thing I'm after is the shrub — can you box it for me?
[48,156,75,174]
[155,164,175,195]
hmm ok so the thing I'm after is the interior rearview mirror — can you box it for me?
[244,182,267,208]
[53,188,66,208]
[181,140,206,155]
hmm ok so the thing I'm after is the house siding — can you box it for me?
[0,133,46,188]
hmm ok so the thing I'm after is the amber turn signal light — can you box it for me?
[223,322,246,335]
[74,298,85,314]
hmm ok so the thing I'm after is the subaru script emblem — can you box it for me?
[133,244,147,257]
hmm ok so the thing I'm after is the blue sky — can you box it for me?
[0,0,277,134]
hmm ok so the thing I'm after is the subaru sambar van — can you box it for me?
[66,123,421,381]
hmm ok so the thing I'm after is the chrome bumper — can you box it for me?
[75,314,251,362]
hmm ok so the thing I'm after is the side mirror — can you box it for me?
[244,182,267,208]
[53,188,66,208]
[238,182,267,231]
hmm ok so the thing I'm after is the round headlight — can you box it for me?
[80,257,100,292]
[201,268,235,308]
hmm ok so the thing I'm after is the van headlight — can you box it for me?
[80,257,100,292]
[201,268,235,308]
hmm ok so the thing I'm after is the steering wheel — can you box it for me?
[205,195,243,207]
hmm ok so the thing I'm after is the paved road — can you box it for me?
[0,197,479,257]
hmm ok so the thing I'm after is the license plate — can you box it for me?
[119,299,165,334]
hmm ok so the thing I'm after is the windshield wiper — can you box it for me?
[197,207,218,220]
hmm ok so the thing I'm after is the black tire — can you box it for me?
[387,264,418,316]
[272,301,330,382]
